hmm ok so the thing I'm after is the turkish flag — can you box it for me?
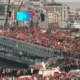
[16,78,21,80]
[31,11,35,18]
[31,27,35,34]
[36,25,40,30]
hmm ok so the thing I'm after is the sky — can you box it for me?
[47,0,80,2]
[56,0,80,2]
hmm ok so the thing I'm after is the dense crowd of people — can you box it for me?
[0,67,80,80]
[0,68,38,80]
[0,26,80,80]
[0,26,80,53]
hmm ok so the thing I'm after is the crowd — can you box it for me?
[0,67,39,80]
[0,26,80,53]
[0,26,80,80]
[0,67,80,80]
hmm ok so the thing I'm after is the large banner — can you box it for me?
[0,4,5,16]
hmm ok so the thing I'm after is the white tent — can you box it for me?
[59,22,67,28]
[19,75,32,79]
[38,67,61,76]
[73,21,80,29]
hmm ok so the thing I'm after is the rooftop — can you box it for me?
[44,3,62,6]
[42,7,53,11]
[30,0,40,1]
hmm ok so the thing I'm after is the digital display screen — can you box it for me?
[16,11,30,21]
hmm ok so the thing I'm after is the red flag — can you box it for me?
[36,25,40,30]
[31,27,35,34]
[31,11,35,18]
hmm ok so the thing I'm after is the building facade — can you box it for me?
[68,9,76,22]
[0,0,70,28]
[42,7,61,23]
[29,0,44,7]
[43,3,69,23]
[0,3,7,26]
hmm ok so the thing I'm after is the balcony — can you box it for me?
[0,36,54,58]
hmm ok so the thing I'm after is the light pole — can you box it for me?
[23,15,24,27]
[68,21,72,38]
[5,0,10,28]
[70,22,72,38]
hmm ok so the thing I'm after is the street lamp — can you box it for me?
[23,15,24,27]
[70,22,72,38]
[68,21,72,38]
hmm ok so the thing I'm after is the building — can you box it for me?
[75,9,80,23]
[45,0,55,3]
[0,3,7,26]
[43,3,69,23]
[0,0,30,27]
[42,7,61,23]
[0,0,69,28]
[29,0,44,7]
[68,8,76,22]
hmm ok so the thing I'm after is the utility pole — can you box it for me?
[70,22,72,38]
[17,1,23,27]
[5,0,10,28]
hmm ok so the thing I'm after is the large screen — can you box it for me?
[16,11,30,21]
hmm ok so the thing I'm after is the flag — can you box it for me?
[31,11,35,19]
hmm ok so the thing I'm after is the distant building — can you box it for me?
[0,4,7,26]
[43,3,69,23]
[51,0,55,3]
[46,0,55,3]
[0,0,70,28]
[75,9,80,23]
[29,0,44,7]
[68,8,76,22]
[42,7,61,23]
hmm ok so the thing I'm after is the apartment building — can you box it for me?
[42,7,61,23]
[44,3,69,23]
[29,0,44,7]
[68,8,76,22]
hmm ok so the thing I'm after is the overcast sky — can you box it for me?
[47,0,80,2]
[56,0,80,2]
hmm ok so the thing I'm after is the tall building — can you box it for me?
[68,8,76,22]
[42,7,61,23]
